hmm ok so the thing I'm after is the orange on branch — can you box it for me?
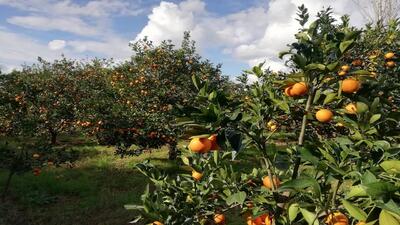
[341,79,360,93]
[344,103,357,114]
[341,65,350,72]
[386,61,396,67]
[152,221,164,225]
[290,82,308,96]
[192,170,203,181]
[384,52,395,59]
[338,71,347,76]
[316,109,333,123]
[188,137,212,153]
[214,213,225,224]
[262,176,281,189]
[325,212,349,225]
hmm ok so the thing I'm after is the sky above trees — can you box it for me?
[0,0,370,76]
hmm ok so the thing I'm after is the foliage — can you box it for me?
[128,6,400,225]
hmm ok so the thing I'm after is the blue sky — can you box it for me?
[0,0,366,77]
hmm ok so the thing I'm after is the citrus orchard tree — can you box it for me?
[127,6,399,225]
[0,57,83,144]
[77,33,227,159]
[0,58,86,199]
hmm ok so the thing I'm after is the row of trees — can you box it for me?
[0,33,227,198]
[127,6,400,225]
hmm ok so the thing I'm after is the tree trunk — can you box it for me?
[1,170,15,201]
[49,128,57,145]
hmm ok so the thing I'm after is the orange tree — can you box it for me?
[126,6,399,225]
[0,58,84,199]
[77,33,227,159]
[0,57,83,144]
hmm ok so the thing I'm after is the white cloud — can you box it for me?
[135,0,367,73]
[0,29,74,71]
[7,16,100,36]
[68,37,132,59]
[48,39,67,50]
[0,0,144,17]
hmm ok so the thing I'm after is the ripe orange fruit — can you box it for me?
[152,221,164,225]
[355,221,366,225]
[188,137,212,153]
[214,214,225,224]
[316,109,333,123]
[208,134,219,150]
[338,71,347,76]
[192,170,203,181]
[290,82,308,96]
[341,65,350,72]
[386,61,396,67]
[344,103,357,114]
[284,86,293,96]
[325,212,349,225]
[262,176,281,189]
[342,79,360,93]
[384,52,395,59]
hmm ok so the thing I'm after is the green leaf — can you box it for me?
[225,191,246,206]
[369,114,381,124]
[364,182,397,198]
[181,156,190,166]
[371,97,380,112]
[346,185,367,198]
[326,62,339,71]
[361,170,378,184]
[288,203,300,222]
[305,63,326,71]
[313,89,322,104]
[323,93,337,105]
[213,150,219,165]
[342,200,367,221]
[300,208,319,225]
[339,40,354,53]
[280,178,321,197]
[356,102,369,113]
[381,160,400,174]
[380,210,400,225]
[293,54,307,68]
[350,70,371,75]
[208,91,217,101]
[192,75,200,90]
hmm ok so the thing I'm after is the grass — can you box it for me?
[0,137,278,225]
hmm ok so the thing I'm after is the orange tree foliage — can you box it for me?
[127,7,400,225]
[75,33,227,158]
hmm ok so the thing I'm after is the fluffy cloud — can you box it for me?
[7,16,100,36]
[0,0,144,17]
[48,40,67,50]
[136,0,366,72]
[0,29,72,72]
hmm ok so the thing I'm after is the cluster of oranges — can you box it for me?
[284,82,308,97]
[188,134,219,181]
[384,52,396,67]
[188,134,219,154]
